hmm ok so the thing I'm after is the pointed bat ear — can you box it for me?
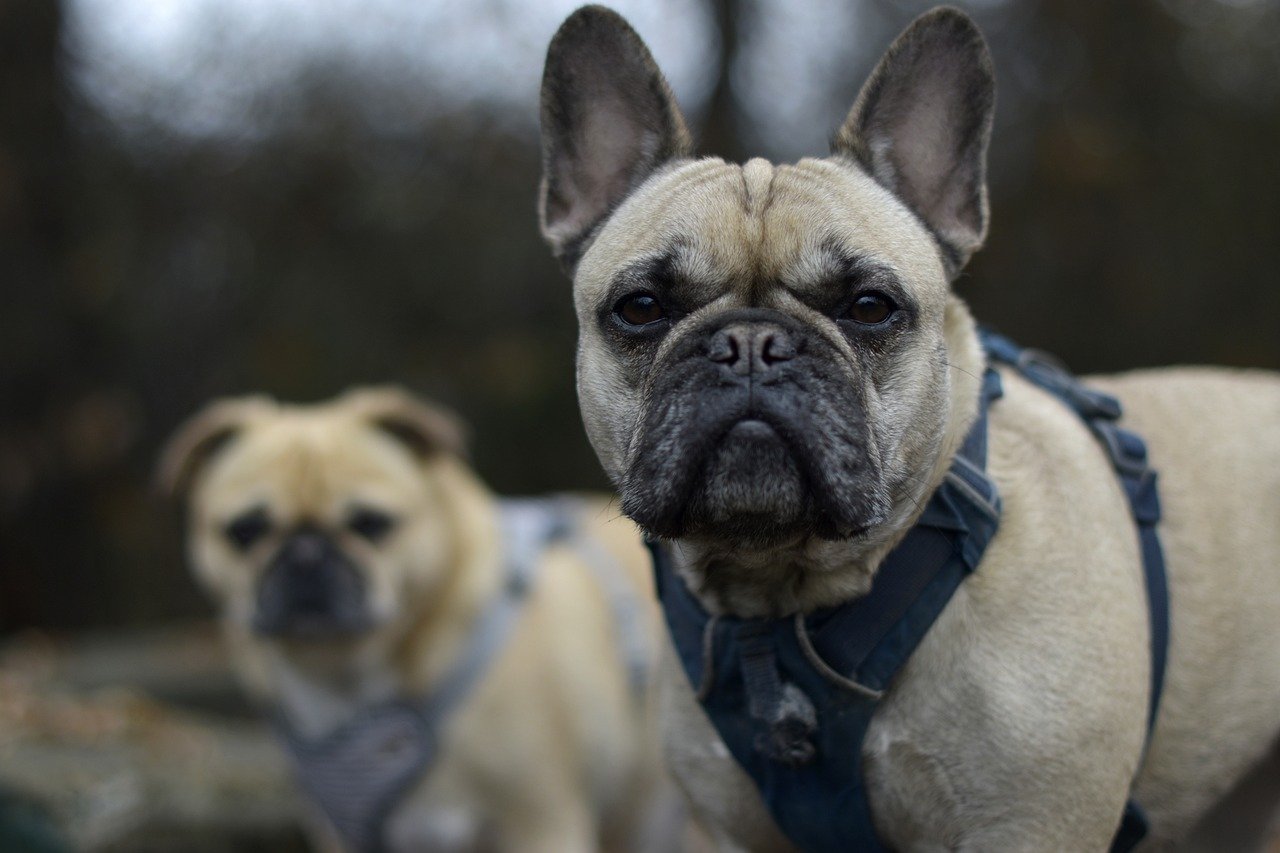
[157,396,275,498]
[339,386,468,460]
[833,7,996,274]
[539,5,692,273]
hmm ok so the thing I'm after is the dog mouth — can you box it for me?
[253,612,376,641]
[684,418,820,545]
[697,418,807,514]
[621,401,887,546]
[615,307,889,547]
[252,530,377,641]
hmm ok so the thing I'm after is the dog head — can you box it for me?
[539,6,994,605]
[161,388,470,643]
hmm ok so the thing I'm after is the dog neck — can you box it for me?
[247,462,506,740]
[392,461,505,695]
[671,297,986,618]
[262,642,402,738]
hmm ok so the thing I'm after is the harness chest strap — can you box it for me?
[273,499,566,853]
[652,331,1169,852]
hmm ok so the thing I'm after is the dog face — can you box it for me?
[540,7,994,565]
[161,388,467,642]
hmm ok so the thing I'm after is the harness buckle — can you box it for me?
[754,686,818,767]
[740,632,818,767]
[1090,421,1151,481]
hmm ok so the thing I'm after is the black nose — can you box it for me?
[707,322,797,376]
[277,530,330,568]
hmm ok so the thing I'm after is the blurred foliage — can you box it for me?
[1,0,1278,633]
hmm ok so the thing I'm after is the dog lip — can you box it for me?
[251,611,376,640]
[725,418,777,440]
[832,523,873,540]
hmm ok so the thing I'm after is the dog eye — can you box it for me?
[614,292,666,327]
[848,293,895,325]
[224,508,270,552]
[348,507,396,543]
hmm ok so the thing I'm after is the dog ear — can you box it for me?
[832,7,995,273]
[158,396,275,498]
[341,387,468,460]
[539,5,692,271]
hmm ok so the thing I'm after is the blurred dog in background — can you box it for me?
[161,387,673,852]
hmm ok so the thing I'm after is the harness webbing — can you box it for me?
[983,330,1169,851]
[982,331,1169,739]
[651,330,1169,852]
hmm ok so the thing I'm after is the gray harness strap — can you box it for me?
[274,499,567,852]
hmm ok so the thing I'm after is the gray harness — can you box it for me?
[273,497,646,852]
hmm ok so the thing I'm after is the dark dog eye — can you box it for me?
[225,508,270,552]
[614,292,666,327]
[348,507,396,543]
[848,293,895,325]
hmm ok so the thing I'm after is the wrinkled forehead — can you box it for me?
[575,156,949,307]
[194,415,428,519]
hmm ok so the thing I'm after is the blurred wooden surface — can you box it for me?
[0,624,309,851]
[2,622,1280,850]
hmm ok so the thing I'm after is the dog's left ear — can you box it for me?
[341,387,468,460]
[158,396,276,498]
[539,5,692,271]
[833,7,995,273]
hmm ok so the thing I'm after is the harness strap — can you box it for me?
[418,500,558,719]
[273,498,566,852]
[982,329,1169,852]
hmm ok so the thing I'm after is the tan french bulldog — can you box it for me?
[161,387,672,852]
[538,5,1280,850]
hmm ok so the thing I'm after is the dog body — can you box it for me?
[539,7,1280,849]
[163,389,667,852]
[659,362,1280,851]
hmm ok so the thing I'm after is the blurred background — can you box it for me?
[1,0,1278,846]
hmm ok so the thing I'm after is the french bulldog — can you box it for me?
[538,5,1280,850]
[161,387,672,852]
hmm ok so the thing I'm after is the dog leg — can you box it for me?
[657,648,796,853]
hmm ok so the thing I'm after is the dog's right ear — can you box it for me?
[158,397,275,498]
[340,387,468,461]
[832,7,995,274]
[539,5,691,272]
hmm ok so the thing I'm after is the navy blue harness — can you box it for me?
[651,330,1169,851]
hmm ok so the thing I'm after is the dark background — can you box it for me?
[2,0,1278,635]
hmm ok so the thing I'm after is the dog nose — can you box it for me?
[707,323,797,376]
[278,530,329,568]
